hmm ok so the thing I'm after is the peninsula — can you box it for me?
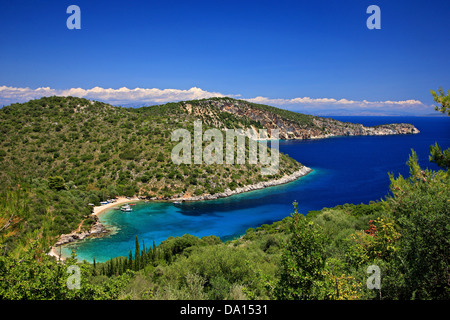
[0,96,419,257]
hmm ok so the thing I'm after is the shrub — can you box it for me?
[48,176,66,191]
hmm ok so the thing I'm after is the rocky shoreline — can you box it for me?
[47,166,312,260]
[48,215,109,260]
[182,98,421,140]
[53,216,108,247]
[171,165,312,201]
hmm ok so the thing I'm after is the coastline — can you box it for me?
[172,165,313,202]
[47,167,312,261]
[48,196,140,261]
[92,196,141,217]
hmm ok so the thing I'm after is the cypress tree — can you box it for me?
[92,257,97,276]
[106,260,110,276]
[118,258,123,275]
[142,239,146,266]
[135,235,141,271]
[110,258,114,276]
[142,239,146,256]
[128,250,133,270]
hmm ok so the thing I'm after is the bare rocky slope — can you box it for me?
[180,97,420,140]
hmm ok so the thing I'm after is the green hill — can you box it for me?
[0,96,303,255]
[0,96,302,197]
[0,96,422,255]
[0,95,446,301]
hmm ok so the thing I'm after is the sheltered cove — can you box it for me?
[47,166,312,260]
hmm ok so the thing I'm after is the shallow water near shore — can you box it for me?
[62,116,450,262]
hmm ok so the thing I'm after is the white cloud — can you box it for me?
[0,85,227,106]
[244,96,433,115]
[0,85,434,115]
[245,96,424,108]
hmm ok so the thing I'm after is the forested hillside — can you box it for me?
[1,148,448,300]
[0,96,302,255]
[0,96,301,199]
[0,95,418,256]
[0,95,446,300]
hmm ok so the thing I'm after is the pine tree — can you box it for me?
[431,87,450,116]
[429,88,450,169]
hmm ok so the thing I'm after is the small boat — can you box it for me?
[121,204,132,212]
[173,200,183,207]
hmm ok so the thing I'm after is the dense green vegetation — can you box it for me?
[1,147,447,299]
[0,182,94,258]
[0,93,448,300]
[0,96,300,199]
[0,96,302,254]
[117,151,448,300]
[431,87,450,116]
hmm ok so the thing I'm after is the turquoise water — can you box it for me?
[63,116,450,262]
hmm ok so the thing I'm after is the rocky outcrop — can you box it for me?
[53,216,108,247]
[307,118,420,139]
[181,98,420,140]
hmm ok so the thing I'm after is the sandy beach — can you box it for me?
[92,196,141,216]
[47,168,311,261]
[48,196,141,261]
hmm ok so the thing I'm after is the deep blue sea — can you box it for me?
[62,116,450,262]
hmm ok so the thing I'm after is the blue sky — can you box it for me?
[0,0,449,115]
